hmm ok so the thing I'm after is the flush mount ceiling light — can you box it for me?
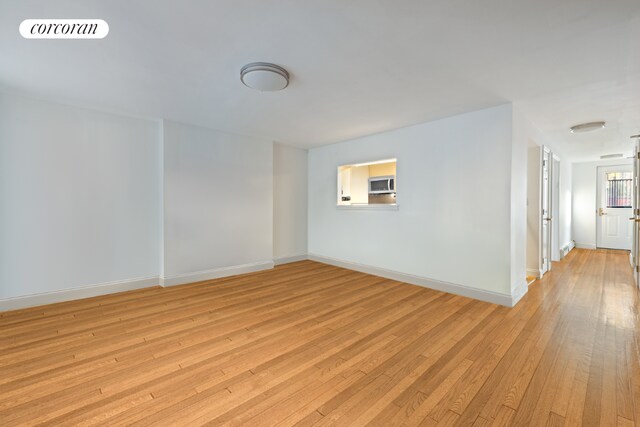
[240,62,289,91]
[570,121,606,133]
[600,153,623,159]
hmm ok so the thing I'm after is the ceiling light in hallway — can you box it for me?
[570,121,606,133]
[600,153,623,159]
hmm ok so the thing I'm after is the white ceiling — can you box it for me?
[517,78,640,162]
[1,0,639,157]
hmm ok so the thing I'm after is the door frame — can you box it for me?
[551,155,561,262]
[633,140,640,286]
[595,164,633,250]
[540,147,553,275]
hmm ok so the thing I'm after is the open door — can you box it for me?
[541,147,552,274]
[596,165,633,250]
[632,139,640,286]
[551,156,561,262]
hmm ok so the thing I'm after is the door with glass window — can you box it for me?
[596,165,633,250]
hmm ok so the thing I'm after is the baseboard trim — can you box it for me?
[307,254,514,307]
[273,255,308,265]
[0,276,159,312]
[560,241,576,259]
[575,243,596,250]
[161,260,274,287]
[511,279,529,306]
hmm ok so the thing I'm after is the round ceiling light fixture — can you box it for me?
[570,121,606,133]
[600,153,623,159]
[240,62,289,91]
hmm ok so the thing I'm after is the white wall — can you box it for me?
[572,158,632,249]
[518,105,573,277]
[559,162,573,252]
[308,104,518,303]
[0,95,304,308]
[2,93,552,309]
[510,108,529,300]
[273,143,307,261]
[162,120,274,283]
[0,93,161,300]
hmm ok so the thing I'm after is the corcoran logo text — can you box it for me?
[19,19,109,39]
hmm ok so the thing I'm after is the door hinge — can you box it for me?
[636,265,639,273]
[637,152,640,160]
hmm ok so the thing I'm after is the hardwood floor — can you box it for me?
[0,249,639,426]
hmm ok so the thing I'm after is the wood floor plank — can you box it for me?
[0,250,638,426]
[545,411,565,427]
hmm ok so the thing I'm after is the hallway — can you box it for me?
[506,248,640,426]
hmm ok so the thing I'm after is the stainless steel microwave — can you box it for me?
[368,175,395,194]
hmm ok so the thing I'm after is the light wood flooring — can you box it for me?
[0,248,639,426]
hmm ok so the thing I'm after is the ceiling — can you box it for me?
[517,77,640,162]
[1,0,639,157]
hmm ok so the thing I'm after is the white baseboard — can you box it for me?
[161,260,274,287]
[559,241,575,259]
[575,243,596,250]
[0,276,159,312]
[307,254,515,307]
[273,254,308,265]
[511,280,529,306]
[1,254,527,312]
[1,260,277,312]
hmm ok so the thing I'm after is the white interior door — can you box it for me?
[596,165,633,250]
[633,142,640,285]
[551,156,560,261]
[541,148,552,274]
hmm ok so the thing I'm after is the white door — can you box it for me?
[541,148,552,273]
[551,157,561,261]
[596,165,633,250]
[633,142,640,286]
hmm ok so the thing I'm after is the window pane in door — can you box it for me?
[606,172,632,208]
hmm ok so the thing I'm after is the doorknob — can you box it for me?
[544,217,552,221]
[629,218,640,222]
[598,208,607,216]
